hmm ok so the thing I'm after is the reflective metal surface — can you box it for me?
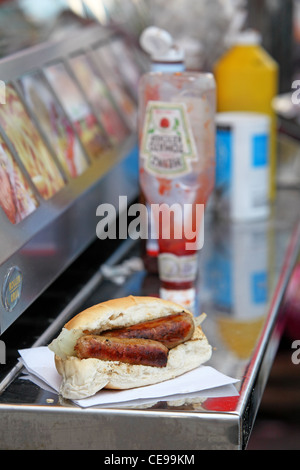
[0,187,299,450]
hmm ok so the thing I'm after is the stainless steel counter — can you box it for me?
[0,187,299,450]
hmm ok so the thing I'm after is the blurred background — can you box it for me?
[0,0,298,91]
[0,0,299,450]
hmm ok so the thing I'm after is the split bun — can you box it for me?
[49,295,212,399]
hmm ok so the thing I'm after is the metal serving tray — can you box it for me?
[0,186,299,450]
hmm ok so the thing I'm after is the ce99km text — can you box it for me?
[103,454,195,467]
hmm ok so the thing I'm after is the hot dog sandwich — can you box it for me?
[49,295,212,399]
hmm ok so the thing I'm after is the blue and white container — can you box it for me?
[215,112,270,221]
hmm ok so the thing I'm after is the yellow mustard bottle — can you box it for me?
[214,30,278,201]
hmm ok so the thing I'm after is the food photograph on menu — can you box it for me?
[0,84,65,200]
[0,134,38,224]
[44,62,110,161]
[94,44,137,132]
[19,72,89,179]
[70,53,130,145]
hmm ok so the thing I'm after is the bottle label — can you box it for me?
[216,125,232,193]
[158,253,198,283]
[215,118,269,220]
[141,101,197,178]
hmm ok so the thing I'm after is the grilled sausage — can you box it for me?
[75,335,169,367]
[101,312,195,349]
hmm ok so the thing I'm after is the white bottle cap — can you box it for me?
[140,26,184,63]
[233,29,262,45]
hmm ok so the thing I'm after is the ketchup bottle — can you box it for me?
[139,27,186,274]
[138,35,216,302]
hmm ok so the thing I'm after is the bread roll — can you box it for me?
[49,295,212,399]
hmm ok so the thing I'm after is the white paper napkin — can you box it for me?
[19,347,239,408]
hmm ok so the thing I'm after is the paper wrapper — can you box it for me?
[19,347,239,409]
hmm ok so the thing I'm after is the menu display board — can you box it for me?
[0,84,65,200]
[0,135,38,224]
[45,62,110,161]
[95,44,137,131]
[0,26,143,334]
[70,53,130,145]
[19,72,89,179]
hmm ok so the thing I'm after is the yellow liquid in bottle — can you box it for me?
[214,38,278,200]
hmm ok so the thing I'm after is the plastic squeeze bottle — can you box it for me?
[138,62,216,293]
[139,27,186,274]
[214,29,278,201]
